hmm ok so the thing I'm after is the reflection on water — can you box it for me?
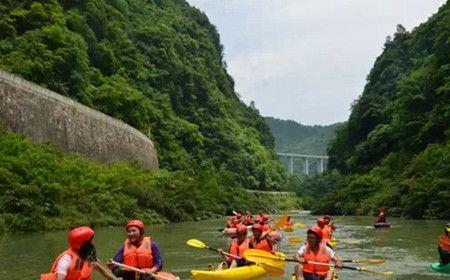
[0,215,447,279]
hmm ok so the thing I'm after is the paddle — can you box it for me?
[110,260,180,280]
[288,237,304,244]
[244,249,393,276]
[186,239,284,275]
[342,259,387,265]
[293,222,306,228]
[333,213,347,223]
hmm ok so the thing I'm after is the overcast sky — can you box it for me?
[187,0,446,125]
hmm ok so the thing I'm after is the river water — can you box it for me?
[0,214,447,279]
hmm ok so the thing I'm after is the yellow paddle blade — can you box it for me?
[244,249,286,267]
[283,227,294,233]
[357,259,387,265]
[293,222,306,228]
[186,239,207,249]
[258,263,285,276]
[288,237,303,244]
[271,214,289,231]
[360,268,393,276]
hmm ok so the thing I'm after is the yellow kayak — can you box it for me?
[191,265,266,280]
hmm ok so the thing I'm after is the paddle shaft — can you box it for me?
[110,260,176,280]
[205,245,242,259]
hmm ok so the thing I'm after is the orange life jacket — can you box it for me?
[250,236,273,252]
[439,235,450,251]
[323,225,332,240]
[229,238,250,260]
[243,216,252,225]
[40,249,93,280]
[123,236,154,269]
[302,243,331,276]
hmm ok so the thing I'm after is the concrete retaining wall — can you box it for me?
[0,70,158,170]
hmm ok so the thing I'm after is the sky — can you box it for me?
[186,0,446,125]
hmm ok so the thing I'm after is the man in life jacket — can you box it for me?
[323,215,335,233]
[250,223,274,253]
[294,226,342,280]
[438,223,450,266]
[317,218,332,247]
[108,220,163,280]
[376,207,387,223]
[243,211,253,226]
[220,224,251,268]
[41,226,112,280]
[284,215,293,227]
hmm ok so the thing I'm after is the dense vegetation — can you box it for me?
[0,0,285,190]
[266,117,339,155]
[0,0,296,232]
[0,130,298,233]
[313,3,450,219]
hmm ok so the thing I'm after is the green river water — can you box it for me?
[0,214,448,279]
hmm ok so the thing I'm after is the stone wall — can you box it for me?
[0,70,158,170]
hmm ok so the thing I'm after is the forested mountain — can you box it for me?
[0,0,284,189]
[314,2,450,218]
[0,0,295,232]
[265,117,339,155]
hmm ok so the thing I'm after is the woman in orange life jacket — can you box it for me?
[41,226,112,280]
[294,226,342,280]
[218,224,251,269]
[284,215,294,227]
[438,223,450,265]
[249,223,274,253]
[107,220,163,280]
[376,207,387,223]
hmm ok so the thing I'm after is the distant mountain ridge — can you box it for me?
[265,117,340,155]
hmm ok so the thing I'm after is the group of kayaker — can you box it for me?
[41,220,174,280]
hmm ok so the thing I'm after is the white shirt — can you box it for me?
[297,244,335,259]
[55,253,72,277]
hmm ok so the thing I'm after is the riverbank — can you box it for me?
[0,130,300,233]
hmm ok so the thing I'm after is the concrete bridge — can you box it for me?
[277,153,328,175]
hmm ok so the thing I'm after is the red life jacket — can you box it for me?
[250,236,273,252]
[302,243,331,276]
[439,235,450,251]
[123,236,154,269]
[40,249,93,280]
[243,216,252,225]
[229,238,250,260]
[322,225,332,241]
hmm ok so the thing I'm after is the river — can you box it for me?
[0,214,447,279]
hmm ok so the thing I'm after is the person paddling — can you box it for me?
[107,220,163,280]
[323,215,335,233]
[376,207,387,223]
[219,224,251,268]
[438,223,450,266]
[41,226,112,280]
[317,218,333,247]
[294,226,342,280]
[249,223,274,253]
[243,211,253,226]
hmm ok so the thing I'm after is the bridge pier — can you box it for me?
[289,155,294,175]
[304,157,309,175]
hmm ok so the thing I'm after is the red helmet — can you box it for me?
[235,213,242,219]
[317,218,325,228]
[245,211,251,215]
[126,219,145,232]
[68,226,94,250]
[324,215,331,219]
[261,215,269,222]
[261,224,270,231]
[252,223,262,232]
[236,224,248,235]
[307,226,323,241]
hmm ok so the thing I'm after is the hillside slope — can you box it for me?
[317,3,450,218]
[0,0,284,189]
[266,117,339,155]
